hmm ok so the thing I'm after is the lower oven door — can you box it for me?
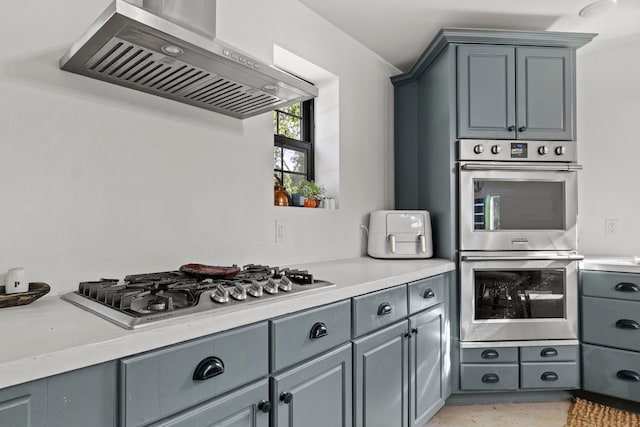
[460,252,581,342]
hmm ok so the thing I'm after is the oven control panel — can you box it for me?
[458,140,577,162]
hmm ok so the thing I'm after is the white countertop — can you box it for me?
[580,255,640,274]
[0,257,454,390]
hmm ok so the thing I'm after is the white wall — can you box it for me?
[577,34,640,256]
[0,0,400,295]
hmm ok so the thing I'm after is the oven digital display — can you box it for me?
[510,142,528,158]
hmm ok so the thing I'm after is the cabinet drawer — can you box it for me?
[460,347,518,364]
[353,285,408,337]
[460,364,519,391]
[582,270,640,301]
[408,275,444,314]
[582,296,640,352]
[120,322,269,427]
[583,344,640,403]
[520,362,580,389]
[270,300,351,372]
[520,345,578,362]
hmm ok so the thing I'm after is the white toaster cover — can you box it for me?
[367,210,433,259]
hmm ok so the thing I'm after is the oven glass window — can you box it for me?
[473,180,564,230]
[474,269,565,319]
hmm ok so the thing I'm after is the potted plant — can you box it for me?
[299,180,325,208]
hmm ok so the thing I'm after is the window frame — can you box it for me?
[273,99,315,185]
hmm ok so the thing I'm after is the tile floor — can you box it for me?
[425,400,572,427]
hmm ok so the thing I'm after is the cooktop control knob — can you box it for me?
[264,278,279,294]
[491,145,501,155]
[248,280,264,297]
[211,285,230,304]
[279,276,293,292]
[555,146,567,155]
[473,144,484,154]
[230,283,247,301]
[538,146,550,155]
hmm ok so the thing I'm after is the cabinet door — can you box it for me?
[457,45,516,139]
[0,379,47,427]
[353,321,409,427]
[149,380,269,427]
[48,361,117,427]
[409,305,444,427]
[272,344,352,427]
[516,47,574,140]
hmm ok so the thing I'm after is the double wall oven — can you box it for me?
[457,139,582,344]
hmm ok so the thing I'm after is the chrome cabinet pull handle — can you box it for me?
[617,370,640,382]
[540,348,558,357]
[541,371,558,382]
[616,319,640,329]
[423,288,435,299]
[481,349,499,359]
[377,303,392,316]
[615,282,640,293]
[482,373,499,383]
[193,357,225,381]
[309,322,328,339]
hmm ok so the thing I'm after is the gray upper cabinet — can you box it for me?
[457,44,574,141]
[457,45,516,139]
[516,47,574,140]
[271,343,352,427]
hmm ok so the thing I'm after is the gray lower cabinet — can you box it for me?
[353,321,409,427]
[409,306,445,427]
[148,379,269,427]
[271,343,352,427]
[353,301,446,427]
[120,322,269,427]
[48,361,118,427]
[0,362,117,427]
[460,345,579,392]
[581,270,640,403]
[457,44,574,141]
[0,379,46,427]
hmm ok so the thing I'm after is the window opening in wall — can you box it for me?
[273,100,314,194]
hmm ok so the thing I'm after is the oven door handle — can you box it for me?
[461,255,584,262]
[460,163,582,172]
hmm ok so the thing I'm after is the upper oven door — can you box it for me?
[459,162,580,251]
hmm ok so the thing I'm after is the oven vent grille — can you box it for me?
[85,38,283,117]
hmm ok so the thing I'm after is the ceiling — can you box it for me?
[298,0,640,71]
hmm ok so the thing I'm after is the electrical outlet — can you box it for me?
[275,220,286,243]
[605,219,619,236]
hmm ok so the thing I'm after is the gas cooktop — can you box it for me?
[62,264,334,329]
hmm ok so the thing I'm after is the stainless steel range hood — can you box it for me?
[60,0,317,119]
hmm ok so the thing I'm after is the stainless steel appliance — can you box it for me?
[59,0,317,119]
[458,140,581,252]
[457,139,581,343]
[62,264,334,329]
[459,252,580,342]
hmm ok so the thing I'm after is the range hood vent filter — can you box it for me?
[60,0,317,119]
[86,38,283,116]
